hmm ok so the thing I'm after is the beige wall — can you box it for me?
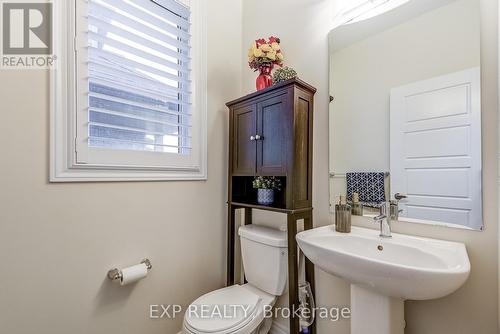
[242,0,498,333]
[0,1,242,334]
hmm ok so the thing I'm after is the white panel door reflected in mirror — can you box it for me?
[328,0,483,230]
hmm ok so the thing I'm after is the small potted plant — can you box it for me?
[253,176,282,205]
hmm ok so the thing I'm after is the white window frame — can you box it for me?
[50,0,207,182]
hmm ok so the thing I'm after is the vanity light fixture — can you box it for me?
[333,0,410,28]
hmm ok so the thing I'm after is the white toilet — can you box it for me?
[183,225,288,334]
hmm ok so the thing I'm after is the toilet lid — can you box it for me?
[185,285,261,333]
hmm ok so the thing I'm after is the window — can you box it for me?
[50,0,207,181]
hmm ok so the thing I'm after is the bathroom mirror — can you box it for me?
[329,0,483,230]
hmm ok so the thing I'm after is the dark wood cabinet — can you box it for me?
[226,78,317,334]
[256,93,289,175]
[232,104,257,175]
[231,93,289,176]
[227,78,315,209]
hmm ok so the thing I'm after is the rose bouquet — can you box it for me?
[248,36,284,70]
[248,36,284,90]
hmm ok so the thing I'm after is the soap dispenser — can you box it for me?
[351,192,364,216]
[335,195,351,233]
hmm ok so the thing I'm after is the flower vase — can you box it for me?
[257,189,274,205]
[256,65,273,91]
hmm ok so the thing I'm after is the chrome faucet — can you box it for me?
[390,193,407,221]
[374,194,407,238]
[374,202,392,238]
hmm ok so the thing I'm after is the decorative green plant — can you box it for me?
[273,66,297,84]
[252,176,282,190]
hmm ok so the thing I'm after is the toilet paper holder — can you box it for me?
[107,259,152,281]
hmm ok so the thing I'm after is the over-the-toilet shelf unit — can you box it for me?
[226,78,317,334]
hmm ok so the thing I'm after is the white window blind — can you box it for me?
[50,0,206,182]
[87,0,192,154]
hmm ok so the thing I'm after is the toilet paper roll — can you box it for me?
[120,263,148,286]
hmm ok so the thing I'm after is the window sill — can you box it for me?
[50,166,207,182]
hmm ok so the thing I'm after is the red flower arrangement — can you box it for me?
[248,36,284,90]
[248,36,284,70]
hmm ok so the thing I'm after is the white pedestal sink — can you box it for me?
[296,226,470,334]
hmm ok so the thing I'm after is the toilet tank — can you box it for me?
[238,225,287,296]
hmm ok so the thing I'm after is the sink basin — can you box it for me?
[297,225,471,334]
[296,225,470,300]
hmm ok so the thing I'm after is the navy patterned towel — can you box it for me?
[346,172,387,208]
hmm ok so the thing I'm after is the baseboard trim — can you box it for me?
[269,321,289,334]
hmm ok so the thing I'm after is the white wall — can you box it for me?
[0,1,242,333]
[242,0,498,333]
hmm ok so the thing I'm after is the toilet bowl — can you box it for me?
[183,284,275,334]
[183,225,288,334]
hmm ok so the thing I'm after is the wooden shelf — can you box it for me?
[226,79,317,334]
[229,201,313,214]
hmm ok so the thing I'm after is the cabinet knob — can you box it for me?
[255,135,262,140]
[250,136,256,141]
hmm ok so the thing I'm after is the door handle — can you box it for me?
[255,135,262,140]
[250,136,256,141]
[394,193,407,201]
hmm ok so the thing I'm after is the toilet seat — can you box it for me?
[183,285,272,334]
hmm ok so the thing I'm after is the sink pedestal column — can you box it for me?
[351,285,405,334]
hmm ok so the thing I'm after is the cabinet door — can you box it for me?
[256,94,289,175]
[232,104,257,175]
